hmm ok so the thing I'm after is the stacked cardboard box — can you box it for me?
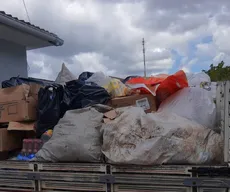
[0,83,40,122]
[0,84,40,156]
[108,94,157,113]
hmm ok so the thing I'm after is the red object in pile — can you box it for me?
[126,70,188,105]
[22,139,43,155]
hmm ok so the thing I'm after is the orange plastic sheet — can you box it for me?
[126,70,188,105]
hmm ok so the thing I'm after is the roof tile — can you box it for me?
[0,11,61,40]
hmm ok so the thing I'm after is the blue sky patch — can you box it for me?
[170,35,214,74]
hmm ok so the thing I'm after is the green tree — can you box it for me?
[203,61,230,81]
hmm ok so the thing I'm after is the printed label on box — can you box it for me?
[136,97,150,110]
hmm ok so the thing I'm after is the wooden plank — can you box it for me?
[40,181,106,191]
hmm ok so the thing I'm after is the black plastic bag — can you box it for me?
[2,76,53,88]
[78,72,94,82]
[64,80,111,110]
[36,79,110,137]
[36,84,64,137]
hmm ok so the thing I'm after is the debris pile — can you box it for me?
[0,64,222,165]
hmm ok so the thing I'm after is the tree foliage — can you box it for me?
[203,61,230,81]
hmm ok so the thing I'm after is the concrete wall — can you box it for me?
[0,39,28,84]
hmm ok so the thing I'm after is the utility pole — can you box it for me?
[142,38,146,77]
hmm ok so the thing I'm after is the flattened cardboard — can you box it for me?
[8,121,35,131]
[104,110,117,120]
[0,84,41,122]
[103,118,111,124]
[0,128,24,152]
[109,94,157,113]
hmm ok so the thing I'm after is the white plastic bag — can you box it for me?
[158,87,217,131]
[185,72,216,100]
[186,72,211,87]
[101,107,223,165]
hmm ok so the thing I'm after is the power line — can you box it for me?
[22,0,31,22]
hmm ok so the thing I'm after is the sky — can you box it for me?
[2,0,230,80]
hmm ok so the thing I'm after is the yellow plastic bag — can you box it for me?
[104,79,131,98]
[85,72,131,98]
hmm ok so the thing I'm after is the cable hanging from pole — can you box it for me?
[22,0,31,22]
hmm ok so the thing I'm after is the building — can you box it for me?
[0,11,64,83]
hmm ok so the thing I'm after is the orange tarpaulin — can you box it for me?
[127,74,169,85]
[126,70,188,105]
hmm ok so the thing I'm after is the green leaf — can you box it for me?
[203,61,230,81]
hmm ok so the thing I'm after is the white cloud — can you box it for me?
[213,52,227,64]
[27,52,63,80]
[2,0,230,80]
[212,26,230,55]
[179,57,199,73]
[70,52,116,76]
[196,43,217,57]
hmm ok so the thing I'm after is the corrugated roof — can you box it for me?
[0,11,63,46]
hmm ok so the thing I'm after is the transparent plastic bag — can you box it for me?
[158,87,217,131]
[86,72,131,98]
[101,107,222,165]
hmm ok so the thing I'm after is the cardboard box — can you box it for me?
[0,128,24,152]
[8,121,35,131]
[109,94,157,113]
[0,84,41,122]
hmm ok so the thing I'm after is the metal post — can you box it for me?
[142,38,146,77]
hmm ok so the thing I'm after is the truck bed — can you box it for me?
[0,161,229,192]
[0,82,229,192]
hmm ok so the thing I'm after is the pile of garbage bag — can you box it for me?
[32,66,223,165]
[36,79,111,137]
[3,63,221,165]
[35,105,222,164]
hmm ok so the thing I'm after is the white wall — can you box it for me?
[0,39,28,84]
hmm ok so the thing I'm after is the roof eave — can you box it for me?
[0,12,64,46]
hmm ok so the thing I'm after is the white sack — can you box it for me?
[101,107,223,165]
[186,72,211,87]
[55,63,76,85]
[186,72,216,100]
[35,107,104,162]
[158,87,217,131]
